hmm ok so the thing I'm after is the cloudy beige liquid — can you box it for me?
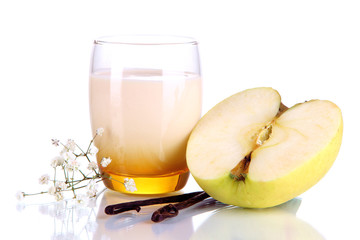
[89,69,202,193]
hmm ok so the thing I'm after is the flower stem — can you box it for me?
[75,137,100,176]
[53,167,57,187]
[71,171,76,198]
[24,191,49,197]
[86,133,97,154]
[78,169,87,178]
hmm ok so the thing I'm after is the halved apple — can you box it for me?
[186,87,343,208]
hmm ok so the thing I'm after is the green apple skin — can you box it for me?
[192,125,342,208]
[187,88,343,208]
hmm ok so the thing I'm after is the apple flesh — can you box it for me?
[186,87,343,208]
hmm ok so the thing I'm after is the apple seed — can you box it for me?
[230,102,289,182]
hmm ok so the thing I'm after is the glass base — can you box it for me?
[102,171,190,194]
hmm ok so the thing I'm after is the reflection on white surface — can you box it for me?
[14,189,325,240]
[93,190,226,240]
[191,198,324,240]
[16,198,99,239]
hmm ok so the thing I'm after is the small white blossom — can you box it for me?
[124,178,137,192]
[87,161,98,171]
[55,181,67,191]
[100,157,111,168]
[51,139,60,147]
[87,188,97,198]
[65,139,76,152]
[39,174,50,185]
[60,148,67,157]
[96,128,104,136]
[86,180,97,198]
[61,139,76,153]
[61,151,75,161]
[16,191,25,201]
[48,186,56,195]
[75,194,86,204]
[89,146,98,156]
[66,159,80,172]
[51,156,65,168]
[54,192,64,201]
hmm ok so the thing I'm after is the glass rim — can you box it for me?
[94,34,198,46]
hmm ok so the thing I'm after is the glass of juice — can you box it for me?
[89,35,202,194]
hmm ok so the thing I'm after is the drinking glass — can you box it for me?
[89,35,202,194]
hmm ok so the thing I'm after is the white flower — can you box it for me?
[51,156,65,168]
[89,146,98,156]
[16,191,25,201]
[75,194,86,204]
[51,139,60,147]
[61,151,75,161]
[100,157,111,168]
[66,139,76,152]
[55,181,67,191]
[39,174,50,185]
[96,128,104,136]
[66,159,80,172]
[124,178,137,192]
[48,186,56,195]
[87,161,98,171]
[86,180,97,198]
[87,188,97,198]
[54,192,64,201]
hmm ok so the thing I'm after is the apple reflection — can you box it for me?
[191,198,325,240]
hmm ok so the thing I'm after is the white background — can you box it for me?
[1,0,360,239]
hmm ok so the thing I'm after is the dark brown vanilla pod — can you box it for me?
[105,191,205,215]
[151,191,210,222]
